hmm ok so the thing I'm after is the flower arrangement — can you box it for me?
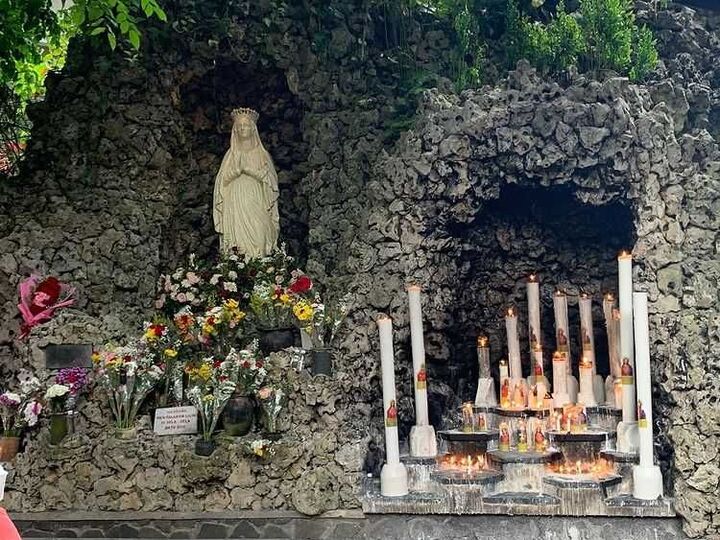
[55,367,88,399]
[250,271,314,330]
[196,299,247,351]
[92,344,164,431]
[235,341,266,396]
[0,375,42,437]
[256,385,287,434]
[293,295,350,348]
[247,438,276,458]
[141,320,184,407]
[45,367,89,414]
[17,275,75,339]
[186,351,239,449]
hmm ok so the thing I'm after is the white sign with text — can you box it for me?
[153,406,198,435]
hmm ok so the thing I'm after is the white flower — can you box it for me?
[229,253,239,262]
[186,292,195,302]
[1,392,21,405]
[23,400,42,427]
[228,271,237,280]
[45,384,70,400]
[210,274,222,285]
[181,279,191,288]
[19,376,41,395]
[224,282,237,292]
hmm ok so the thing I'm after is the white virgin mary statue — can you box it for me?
[213,108,280,257]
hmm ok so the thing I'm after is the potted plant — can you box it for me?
[44,367,88,445]
[92,343,164,438]
[249,283,298,354]
[293,295,349,376]
[0,376,42,461]
[223,342,266,437]
[186,352,239,456]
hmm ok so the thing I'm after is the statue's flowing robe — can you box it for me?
[213,142,280,257]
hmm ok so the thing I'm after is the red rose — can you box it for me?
[289,275,313,294]
[242,360,251,369]
[29,277,61,314]
[213,360,222,368]
[151,324,165,336]
[255,360,264,369]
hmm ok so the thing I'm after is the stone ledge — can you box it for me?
[10,509,366,522]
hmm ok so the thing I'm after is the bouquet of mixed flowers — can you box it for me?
[45,367,89,414]
[186,351,239,442]
[0,374,43,437]
[293,294,349,348]
[155,254,210,316]
[17,275,75,339]
[235,341,266,396]
[250,271,314,329]
[256,385,287,434]
[196,299,247,352]
[141,320,184,407]
[92,343,164,430]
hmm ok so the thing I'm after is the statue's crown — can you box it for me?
[232,107,259,122]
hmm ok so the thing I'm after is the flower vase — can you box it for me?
[195,437,216,457]
[0,436,20,462]
[259,402,284,437]
[311,348,333,377]
[115,427,137,440]
[259,327,298,355]
[49,413,69,445]
[223,393,254,436]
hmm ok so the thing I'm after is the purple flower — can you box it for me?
[56,367,88,396]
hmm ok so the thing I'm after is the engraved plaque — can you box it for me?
[44,344,93,369]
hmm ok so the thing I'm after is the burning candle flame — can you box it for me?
[528,274,537,282]
[507,307,516,317]
[477,335,488,347]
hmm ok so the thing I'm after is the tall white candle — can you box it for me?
[632,292,664,500]
[499,359,509,382]
[578,354,597,406]
[603,294,622,379]
[633,293,654,467]
[377,316,401,465]
[407,285,430,427]
[527,275,541,358]
[477,336,491,379]
[618,252,635,371]
[553,291,571,369]
[552,351,569,407]
[579,293,596,374]
[505,307,522,380]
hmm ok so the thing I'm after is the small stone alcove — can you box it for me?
[444,183,636,401]
[161,60,309,268]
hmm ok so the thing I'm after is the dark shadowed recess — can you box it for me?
[430,183,635,409]
[160,60,309,272]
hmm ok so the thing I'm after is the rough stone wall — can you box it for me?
[0,1,719,537]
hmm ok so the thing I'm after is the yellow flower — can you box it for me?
[253,447,264,457]
[279,293,291,305]
[164,348,178,358]
[144,328,158,341]
[202,394,215,403]
[202,323,217,336]
[223,299,239,310]
[91,352,101,364]
[293,301,314,322]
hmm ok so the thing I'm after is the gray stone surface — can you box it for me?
[13,512,686,539]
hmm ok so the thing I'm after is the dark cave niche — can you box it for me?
[161,60,309,269]
[439,183,636,405]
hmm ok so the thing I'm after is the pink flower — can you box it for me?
[176,293,188,303]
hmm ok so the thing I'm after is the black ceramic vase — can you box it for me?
[195,438,216,457]
[223,392,255,436]
[311,348,332,377]
[259,327,298,355]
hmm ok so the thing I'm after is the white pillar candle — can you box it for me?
[631,292,664,499]
[378,316,401,465]
[553,291,572,369]
[477,336,491,379]
[579,293,596,374]
[499,359,509,382]
[552,351,570,407]
[532,343,544,378]
[633,293,655,467]
[406,285,429,427]
[603,294,622,379]
[618,252,635,372]
[578,354,597,406]
[527,274,541,358]
[505,307,522,380]
[621,357,637,423]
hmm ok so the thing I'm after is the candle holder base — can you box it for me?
[410,424,438,458]
[380,462,409,497]
[592,374,606,404]
[553,392,571,408]
[616,421,640,453]
[632,464,664,500]
[474,378,497,407]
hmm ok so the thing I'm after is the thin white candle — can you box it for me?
[618,251,635,372]
[377,316,408,496]
[378,317,401,465]
[603,294,622,379]
[527,274,541,358]
[477,336,490,379]
[552,351,570,407]
[499,359,509,382]
[578,354,597,406]
[632,292,664,499]
[505,307,522,380]
[475,336,497,407]
[407,285,429,426]
[553,291,571,367]
[579,293,596,374]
